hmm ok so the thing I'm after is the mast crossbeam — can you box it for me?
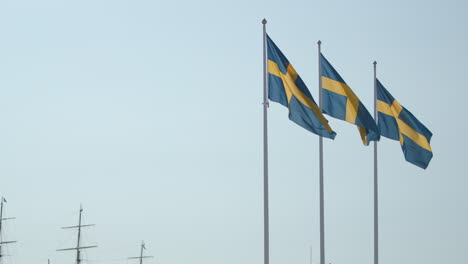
[57,245,98,251]
[61,224,95,229]
[0,241,17,245]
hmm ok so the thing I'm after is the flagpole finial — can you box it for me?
[373,61,377,65]
[262,18,267,24]
[317,40,322,45]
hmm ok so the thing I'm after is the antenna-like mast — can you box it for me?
[128,241,154,264]
[57,205,97,264]
[0,197,17,264]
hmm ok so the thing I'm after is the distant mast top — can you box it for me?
[57,205,97,264]
[128,241,153,264]
[0,197,17,264]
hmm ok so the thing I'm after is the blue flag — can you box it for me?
[377,79,433,169]
[267,36,336,139]
[320,53,380,145]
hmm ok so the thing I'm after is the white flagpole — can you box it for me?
[262,18,270,264]
[317,40,325,264]
[310,246,313,264]
[373,61,379,264]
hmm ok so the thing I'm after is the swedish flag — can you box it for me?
[320,53,379,145]
[267,36,336,139]
[377,79,433,169]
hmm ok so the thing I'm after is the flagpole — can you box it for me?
[373,61,379,264]
[317,40,325,264]
[262,18,270,264]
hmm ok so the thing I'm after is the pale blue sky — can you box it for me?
[0,0,467,264]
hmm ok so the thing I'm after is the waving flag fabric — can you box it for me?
[320,53,379,145]
[377,79,433,169]
[267,36,336,139]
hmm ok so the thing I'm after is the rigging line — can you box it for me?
[54,233,76,251]
[55,227,78,252]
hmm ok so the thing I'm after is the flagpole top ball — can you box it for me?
[373,61,377,65]
[262,19,267,24]
[317,40,322,45]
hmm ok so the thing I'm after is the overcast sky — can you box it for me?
[0,0,467,264]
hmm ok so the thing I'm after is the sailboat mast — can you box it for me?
[128,241,153,264]
[0,197,17,264]
[140,242,144,264]
[0,198,3,263]
[0,197,4,233]
[76,205,83,264]
[57,204,97,264]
